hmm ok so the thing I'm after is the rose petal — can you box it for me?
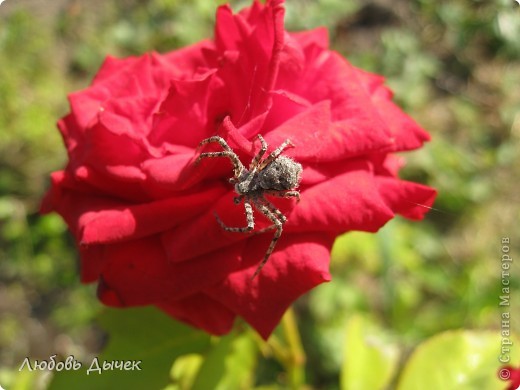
[289,27,329,51]
[94,236,246,305]
[69,55,161,129]
[92,55,141,84]
[376,177,437,220]
[370,85,431,151]
[79,184,227,244]
[79,245,106,283]
[350,67,431,151]
[104,165,146,182]
[215,5,250,52]
[378,154,406,177]
[287,160,395,233]
[99,96,160,141]
[161,191,258,263]
[206,232,334,339]
[149,71,220,148]
[41,171,128,238]
[72,165,149,202]
[84,121,149,168]
[158,293,236,336]
[42,171,227,244]
[263,101,394,162]
[282,51,430,155]
[160,40,215,76]
[162,190,295,263]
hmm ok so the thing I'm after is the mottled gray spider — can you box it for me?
[196,134,302,279]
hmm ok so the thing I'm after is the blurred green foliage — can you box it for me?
[0,0,519,389]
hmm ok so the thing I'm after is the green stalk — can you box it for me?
[281,308,306,389]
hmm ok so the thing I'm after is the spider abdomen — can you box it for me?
[257,156,302,191]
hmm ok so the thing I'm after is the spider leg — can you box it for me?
[264,190,300,202]
[248,192,297,236]
[250,224,277,235]
[196,151,245,177]
[249,134,268,170]
[257,139,294,170]
[197,136,233,152]
[196,136,246,176]
[214,199,254,233]
[248,196,287,234]
[250,197,284,279]
[259,195,287,223]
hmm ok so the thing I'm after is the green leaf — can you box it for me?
[340,315,400,390]
[191,330,258,390]
[169,353,204,390]
[49,306,211,390]
[397,330,520,390]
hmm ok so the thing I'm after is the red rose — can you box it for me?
[500,365,520,390]
[41,0,436,339]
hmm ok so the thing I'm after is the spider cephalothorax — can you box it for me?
[196,134,302,278]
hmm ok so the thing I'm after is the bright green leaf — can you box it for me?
[340,315,400,390]
[398,330,520,390]
[191,330,258,390]
[169,353,204,390]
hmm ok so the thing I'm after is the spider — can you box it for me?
[195,134,303,279]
